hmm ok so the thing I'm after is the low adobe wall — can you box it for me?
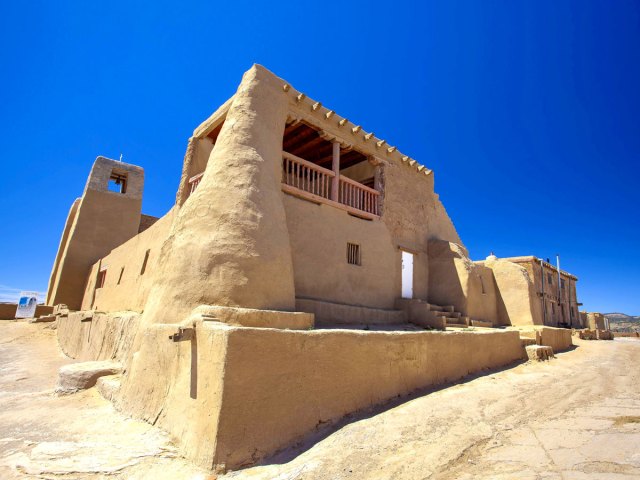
[0,304,54,320]
[117,321,524,471]
[57,311,140,362]
[514,326,573,352]
[613,332,640,338]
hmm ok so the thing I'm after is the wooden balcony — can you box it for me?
[282,151,380,220]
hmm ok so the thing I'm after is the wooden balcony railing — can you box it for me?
[281,151,380,219]
[188,172,204,195]
[282,151,335,199]
[339,176,380,216]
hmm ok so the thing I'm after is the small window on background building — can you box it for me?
[117,267,124,285]
[561,278,565,289]
[480,275,486,294]
[140,249,150,275]
[547,273,553,284]
[347,243,361,266]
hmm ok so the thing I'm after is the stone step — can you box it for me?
[470,319,493,328]
[55,361,123,395]
[96,374,122,402]
[520,337,537,347]
[525,345,555,361]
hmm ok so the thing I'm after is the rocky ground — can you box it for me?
[1,321,639,479]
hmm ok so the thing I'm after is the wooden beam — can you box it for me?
[331,142,340,202]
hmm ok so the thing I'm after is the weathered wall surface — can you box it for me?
[117,322,228,469]
[483,257,541,326]
[57,311,141,363]
[284,195,398,309]
[515,326,573,352]
[79,209,175,312]
[427,240,499,324]
[46,198,80,305]
[141,65,296,325]
[115,321,523,470]
[586,312,607,330]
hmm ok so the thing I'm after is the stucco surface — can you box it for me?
[111,320,523,470]
[79,208,175,312]
[284,194,398,309]
[484,256,541,326]
[57,311,140,363]
[141,65,296,325]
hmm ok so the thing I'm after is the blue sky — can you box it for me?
[0,1,638,314]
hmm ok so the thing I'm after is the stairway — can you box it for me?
[428,304,470,329]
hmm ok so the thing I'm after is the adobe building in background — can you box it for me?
[44,65,580,470]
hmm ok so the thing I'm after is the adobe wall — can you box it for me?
[427,240,500,325]
[57,311,140,363]
[514,326,573,352]
[46,198,80,305]
[586,312,607,330]
[116,320,523,470]
[283,195,398,309]
[483,257,541,326]
[140,65,296,325]
[79,208,175,312]
[0,304,54,320]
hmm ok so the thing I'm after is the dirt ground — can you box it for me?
[1,321,639,480]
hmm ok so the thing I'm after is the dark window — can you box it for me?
[561,278,566,289]
[97,268,107,289]
[140,250,150,275]
[117,267,124,285]
[547,273,553,284]
[347,243,361,266]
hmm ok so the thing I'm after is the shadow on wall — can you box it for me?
[493,274,511,326]
[190,331,197,399]
[427,240,467,313]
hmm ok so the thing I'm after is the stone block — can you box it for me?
[56,361,123,394]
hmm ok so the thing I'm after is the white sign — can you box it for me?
[15,291,39,318]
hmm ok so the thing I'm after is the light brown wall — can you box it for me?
[80,209,175,312]
[283,195,398,309]
[46,198,80,305]
[0,304,53,320]
[115,320,523,470]
[483,258,542,326]
[141,65,297,325]
[519,260,580,327]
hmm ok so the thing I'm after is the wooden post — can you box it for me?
[331,141,340,202]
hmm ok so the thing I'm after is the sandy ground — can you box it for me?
[0,320,207,480]
[1,321,639,479]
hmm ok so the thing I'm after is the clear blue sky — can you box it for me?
[1,1,638,314]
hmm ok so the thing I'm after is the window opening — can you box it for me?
[347,243,361,266]
[96,268,107,289]
[117,267,124,285]
[140,250,150,275]
[108,171,128,194]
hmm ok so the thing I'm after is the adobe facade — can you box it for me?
[43,65,581,470]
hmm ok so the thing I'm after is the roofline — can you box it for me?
[191,64,433,180]
[501,256,578,280]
